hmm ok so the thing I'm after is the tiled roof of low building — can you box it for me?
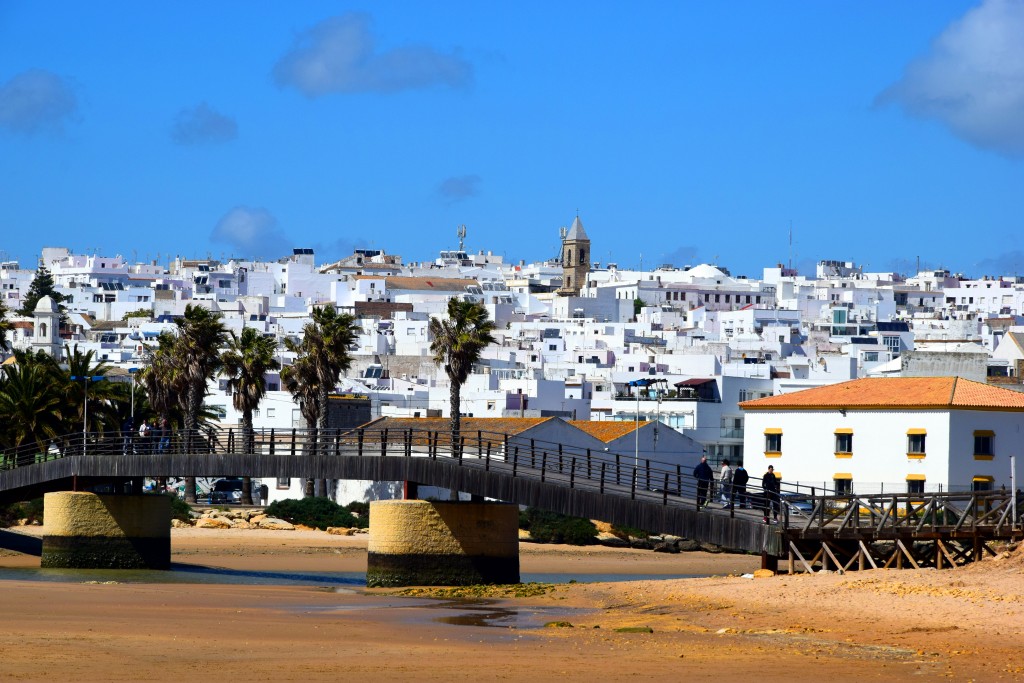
[364,416,554,436]
[569,420,646,442]
[383,276,479,291]
[740,377,1024,411]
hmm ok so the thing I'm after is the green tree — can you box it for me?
[221,327,280,505]
[633,297,647,317]
[428,298,496,456]
[0,299,11,356]
[17,264,65,317]
[173,305,227,503]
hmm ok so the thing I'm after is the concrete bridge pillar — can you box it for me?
[367,500,519,587]
[41,492,171,569]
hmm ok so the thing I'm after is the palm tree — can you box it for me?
[0,363,67,453]
[280,306,358,497]
[62,344,121,437]
[428,298,496,457]
[221,327,280,505]
[173,305,228,503]
[305,306,359,431]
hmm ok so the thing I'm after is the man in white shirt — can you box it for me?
[719,459,733,506]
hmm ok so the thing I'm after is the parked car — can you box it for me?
[209,478,246,504]
[780,492,815,515]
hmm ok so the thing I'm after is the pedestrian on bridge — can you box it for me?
[762,465,780,524]
[719,459,733,506]
[693,455,713,509]
[732,464,749,509]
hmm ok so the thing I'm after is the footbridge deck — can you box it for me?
[2,426,1021,568]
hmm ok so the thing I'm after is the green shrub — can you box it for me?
[344,501,370,518]
[520,507,597,545]
[266,497,363,530]
[166,494,192,523]
[0,498,44,526]
[611,524,649,540]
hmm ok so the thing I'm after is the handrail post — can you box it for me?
[405,429,412,457]
[477,430,482,458]
[558,443,563,474]
[570,456,576,488]
[631,466,636,499]
[676,464,681,496]
[358,428,364,457]
[663,473,669,505]
[269,428,275,456]
[645,459,651,490]
[541,453,547,482]
[382,428,389,457]
[459,435,465,463]
[503,435,509,462]
[586,448,592,479]
[600,462,606,494]
[616,454,621,486]
[290,428,296,457]
[530,439,536,468]
[512,447,518,478]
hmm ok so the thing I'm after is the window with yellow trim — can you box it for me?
[833,475,852,495]
[906,477,925,494]
[834,432,852,455]
[765,432,782,453]
[973,431,994,458]
[907,432,926,456]
[972,476,993,493]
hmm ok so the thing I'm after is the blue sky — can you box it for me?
[2,1,1023,278]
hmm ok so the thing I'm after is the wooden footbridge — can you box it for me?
[1,425,1021,572]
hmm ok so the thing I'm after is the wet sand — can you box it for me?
[1,527,1022,681]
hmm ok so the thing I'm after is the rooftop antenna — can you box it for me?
[788,220,793,270]
[457,224,467,251]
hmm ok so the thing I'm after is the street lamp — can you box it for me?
[70,375,105,456]
[627,377,663,488]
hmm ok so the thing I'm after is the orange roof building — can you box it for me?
[739,377,1022,495]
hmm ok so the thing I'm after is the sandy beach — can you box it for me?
[1,526,1022,682]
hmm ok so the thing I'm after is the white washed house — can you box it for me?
[740,377,1024,495]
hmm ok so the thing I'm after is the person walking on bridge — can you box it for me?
[732,464,749,509]
[693,455,713,509]
[719,459,733,506]
[762,465,780,523]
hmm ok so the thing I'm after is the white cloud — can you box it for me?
[211,207,290,258]
[273,13,472,97]
[878,0,1024,156]
[171,103,237,145]
[0,69,77,135]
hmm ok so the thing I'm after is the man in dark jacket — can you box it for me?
[732,465,749,508]
[693,455,714,509]
[762,465,780,523]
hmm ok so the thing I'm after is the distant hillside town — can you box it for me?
[3,217,1024,501]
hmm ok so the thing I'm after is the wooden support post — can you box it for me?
[761,551,779,573]
[570,457,576,489]
[269,428,275,456]
[600,462,606,494]
[290,428,296,456]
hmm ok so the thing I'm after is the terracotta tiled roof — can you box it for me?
[384,276,479,292]
[741,377,1024,412]
[569,420,647,442]
[365,416,554,436]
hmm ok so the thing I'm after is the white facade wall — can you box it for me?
[742,408,1020,494]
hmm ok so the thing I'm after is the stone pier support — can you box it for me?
[367,500,519,587]
[41,492,171,569]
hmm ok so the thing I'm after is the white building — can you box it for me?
[740,377,1024,495]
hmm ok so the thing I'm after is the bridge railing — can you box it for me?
[781,489,1024,534]
[8,427,1020,537]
